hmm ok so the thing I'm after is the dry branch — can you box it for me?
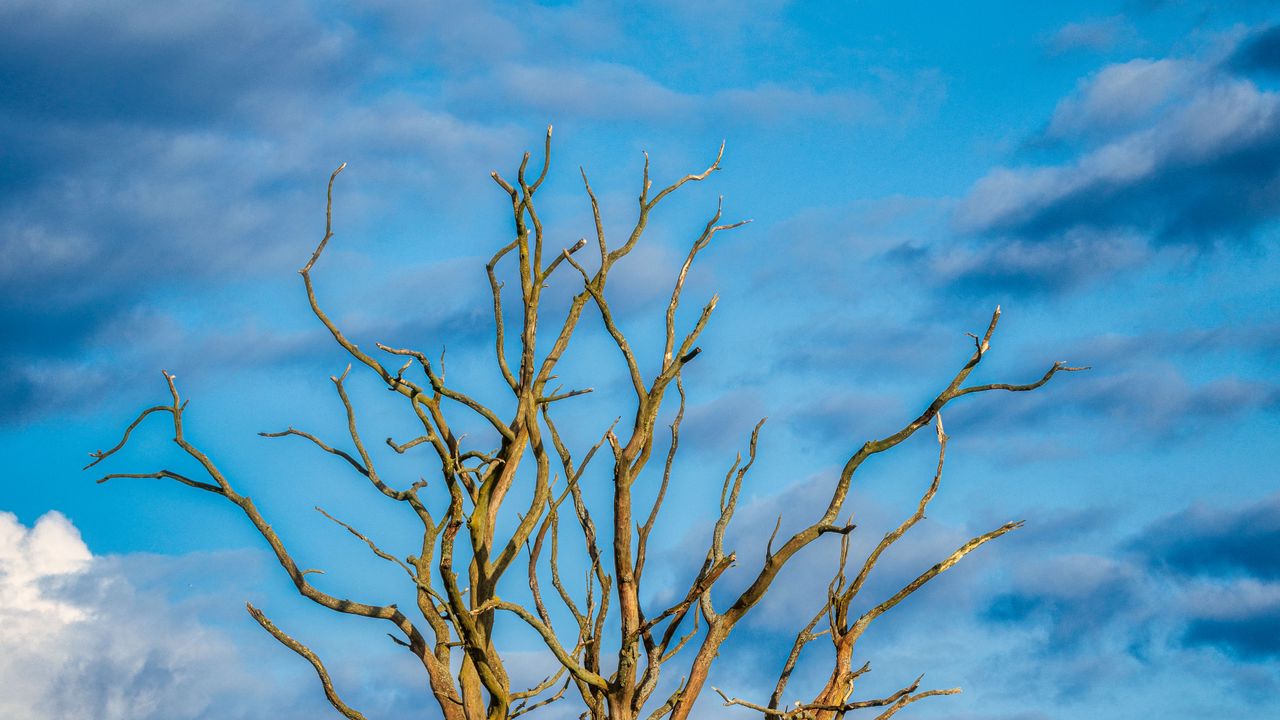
[247,603,370,720]
[89,132,1082,720]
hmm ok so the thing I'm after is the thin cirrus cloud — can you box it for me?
[1043,58,1205,139]
[1044,15,1135,56]
[444,61,904,127]
[948,361,1280,444]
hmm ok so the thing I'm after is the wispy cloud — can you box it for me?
[939,37,1280,296]
[956,72,1280,242]
[1045,16,1136,56]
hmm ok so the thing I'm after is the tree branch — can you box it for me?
[247,603,369,720]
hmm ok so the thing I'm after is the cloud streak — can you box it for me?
[933,37,1280,296]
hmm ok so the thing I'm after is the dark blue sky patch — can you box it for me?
[1231,24,1280,76]
[1134,493,1280,580]
[1183,606,1280,660]
[984,591,1042,624]
[0,1,354,127]
[979,555,1143,652]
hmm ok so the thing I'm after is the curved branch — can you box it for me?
[512,677,571,718]
[561,250,646,401]
[663,196,749,368]
[850,520,1022,640]
[93,373,434,663]
[489,598,609,692]
[247,603,369,720]
[95,470,223,495]
[643,141,724,212]
[839,415,949,614]
[259,427,366,475]
[377,343,515,442]
[85,404,172,469]
[954,360,1090,397]
[487,237,521,391]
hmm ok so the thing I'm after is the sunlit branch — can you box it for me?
[90,133,1081,720]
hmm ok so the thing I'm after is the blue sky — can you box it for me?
[2,1,1279,718]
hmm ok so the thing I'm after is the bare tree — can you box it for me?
[87,128,1084,720]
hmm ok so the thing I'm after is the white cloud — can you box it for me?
[0,511,91,626]
[1047,58,1202,139]
[0,511,312,720]
[930,228,1151,292]
[956,62,1280,238]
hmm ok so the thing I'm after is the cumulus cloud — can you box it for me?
[0,511,274,719]
[0,511,92,624]
[0,510,460,719]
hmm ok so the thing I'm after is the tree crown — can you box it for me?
[88,128,1084,720]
